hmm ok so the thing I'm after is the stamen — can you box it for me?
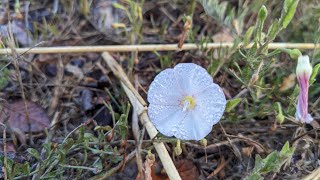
[183,100,190,112]
[181,95,196,111]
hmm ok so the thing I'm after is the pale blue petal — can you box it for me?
[195,84,226,125]
[174,63,213,95]
[174,111,213,140]
[147,69,182,106]
[148,104,186,137]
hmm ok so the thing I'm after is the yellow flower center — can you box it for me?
[181,96,196,111]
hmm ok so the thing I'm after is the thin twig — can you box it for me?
[133,74,144,176]
[0,43,320,54]
[0,123,7,180]
[102,52,181,180]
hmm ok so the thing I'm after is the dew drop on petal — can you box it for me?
[148,104,186,137]
[147,63,227,140]
[148,69,182,105]
[174,111,212,140]
[195,84,226,125]
[174,63,213,95]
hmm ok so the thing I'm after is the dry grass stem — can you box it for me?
[1,43,320,54]
[102,52,181,180]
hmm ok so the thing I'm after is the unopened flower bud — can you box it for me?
[174,139,182,156]
[295,55,313,123]
[200,138,207,147]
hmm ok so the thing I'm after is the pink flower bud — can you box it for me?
[295,55,313,123]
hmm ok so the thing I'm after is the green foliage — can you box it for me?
[275,102,285,124]
[0,65,10,90]
[226,98,242,112]
[243,26,255,46]
[113,0,144,72]
[247,142,295,179]
[0,102,133,179]
[258,5,268,22]
[0,153,30,179]
[198,0,229,25]
[154,51,172,69]
[114,103,131,139]
[310,63,320,85]
[27,148,41,160]
[279,0,300,29]
[267,19,280,41]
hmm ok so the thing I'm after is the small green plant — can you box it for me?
[247,142,295,180]
[113,0,144,73]
[0,64,10,90]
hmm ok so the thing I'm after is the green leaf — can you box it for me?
[266,19,279,41]
[247,173,263,180]
[207,58,221,76]
[258,5,268,22]
[275,102,285,124]
[0,67,10,90]
[112,3,127,11]
[13,162,30,177]
[226,98,242,112]
[280,141,295,156]
[62,138,74,152]
[243,26,255,46]
[198,0,228,23]
[27,148,41,160]
[279,0,300,29]
[310,63,320,85]
[289,49,302,59]
[247,142,295,179]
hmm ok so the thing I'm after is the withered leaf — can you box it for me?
[136,152,155,180]
[151,159,199,180]
[0,101,50,132]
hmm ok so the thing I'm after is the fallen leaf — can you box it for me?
[0,101,50,133]
[212,28,234,42]
[280,73,296,92]
[242,146,254,157]
[0,20,33,46]
[151,159,199,180]
[136,152,156,180]
[89,0,128,43]
[174,159,199,180]
[65,64,84,80]
[80,89,94,111]
[0,142,16,153]
[208,156,231,179]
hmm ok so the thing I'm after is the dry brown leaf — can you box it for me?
[212,28,234,42]
[0,101,50,132]
[0,142,16,153]
[65,64,84,80]
[174,159,199,180]
[280,73,296,92]
[136,152,156,180]
[149,159,199,180]
[242,146,254,157]
[208,156,231,179]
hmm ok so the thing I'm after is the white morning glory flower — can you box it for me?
[147,63,226,140]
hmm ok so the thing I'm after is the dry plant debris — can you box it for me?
[0,0,319,179]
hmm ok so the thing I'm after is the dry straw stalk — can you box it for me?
[1,43,320,54]
[102,52,182,180]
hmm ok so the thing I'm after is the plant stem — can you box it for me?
[0,43,320,54]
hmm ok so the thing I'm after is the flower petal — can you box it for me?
[174,63,213,95]
[174,111,213,140]
[148,104,186,137]
[147,69,182,106]
[195,84,226,125]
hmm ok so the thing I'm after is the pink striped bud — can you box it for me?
[295,55,313,123]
